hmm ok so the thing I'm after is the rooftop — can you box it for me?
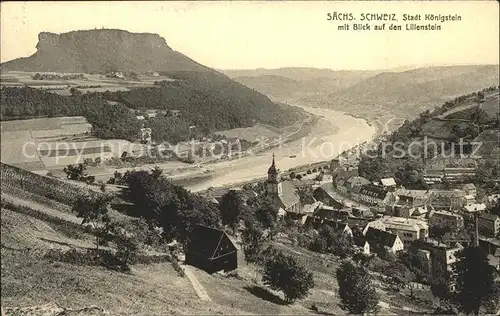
[365,227,399,247]
[359,185,390,200]
[278,181,301,209]
[464,203,487,213]
[346,176,371,188]
[380,216,428,231]
[430,210,464,219]
[380,177,397,187]
[479,213,500,221]
[431,190,467,198]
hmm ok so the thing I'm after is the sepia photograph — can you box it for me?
[0,1,499,315]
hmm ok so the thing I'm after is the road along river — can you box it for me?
[186,105,376,192]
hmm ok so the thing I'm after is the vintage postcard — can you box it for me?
[1,1,499,315]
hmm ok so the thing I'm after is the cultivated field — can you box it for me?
[0,71,174,96]
[0,116,125,171]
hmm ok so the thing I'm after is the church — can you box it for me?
[265,154,302,214]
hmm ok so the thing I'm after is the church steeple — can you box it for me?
[266,153,282,196]
[267,153,278,182]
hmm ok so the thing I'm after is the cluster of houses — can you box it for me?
[202,155,500,283]
[192,153,499,282]
[133,109,180,121]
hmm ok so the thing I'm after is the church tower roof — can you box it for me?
[268,153,277,174]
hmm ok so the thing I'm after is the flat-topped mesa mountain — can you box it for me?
[1,29,211,73]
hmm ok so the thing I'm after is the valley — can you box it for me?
[0,18,499,316]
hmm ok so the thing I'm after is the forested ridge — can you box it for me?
[109,71,306,130]
[1,86,142,141]
[1,71,305,143]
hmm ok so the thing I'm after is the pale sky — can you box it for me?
[1,1,498,70]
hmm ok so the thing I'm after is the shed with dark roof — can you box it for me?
[185,225,237,274]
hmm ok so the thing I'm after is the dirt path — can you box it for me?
[1,193,81,225]
[182,264,212,302]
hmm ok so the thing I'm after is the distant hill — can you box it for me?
[225,65,499,133]
[1,29,307,143]
[223,67,378,99]
[320,65,500,118]
[1,29,211,73]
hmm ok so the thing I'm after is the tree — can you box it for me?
[99,181,106,192]
[490,200,500,216]
[241,218,265,263]
[385,260,415,292]
[309,235,328,253]
[69,87,81,96]
[219,190,245,231]
[336,260,380,314]
[73,194,114,254]
[453,246,496,314]
[310,226,355,258]
[64,163,87,180]
[431,275,451,301]
[151,166,163,179]
[176,195,221,243]
[430,224,453,244]
[483,281,500,314]
[124,169,221,242]
[254,196,278,231]
[262,251,314,303]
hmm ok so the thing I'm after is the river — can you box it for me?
[186,105,376,192]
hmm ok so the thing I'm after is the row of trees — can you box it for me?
[123,168,220,243]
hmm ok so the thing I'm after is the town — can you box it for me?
[0,2,499,315]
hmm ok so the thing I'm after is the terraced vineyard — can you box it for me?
[1,163,101,207]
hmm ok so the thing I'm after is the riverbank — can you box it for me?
[185,104,376,192]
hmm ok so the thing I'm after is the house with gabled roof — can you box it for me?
[185,225,237,274]
[478,213,500,238]
[365,227,404,253]
[355,185,391,206]
[353,235,370,255]
[313,205,352,221]
[345,176,371,192]
[313,182,344,209]
[429,190,467,210]
[395,189,431,207]
[323,219,353,236]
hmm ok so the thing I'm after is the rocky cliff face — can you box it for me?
[2,29,211,73]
